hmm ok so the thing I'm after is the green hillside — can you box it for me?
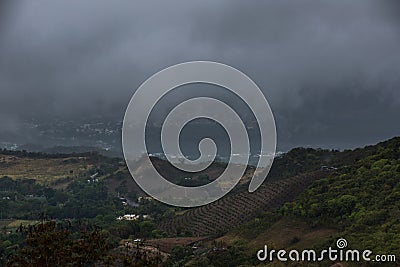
[1,138,399,266]
[181,137,400,266]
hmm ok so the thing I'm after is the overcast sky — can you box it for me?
[0,0,399,150]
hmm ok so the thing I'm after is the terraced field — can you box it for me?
[158,171,325,236]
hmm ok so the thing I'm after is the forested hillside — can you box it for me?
[1,138,399,266]
[181,137,400,266]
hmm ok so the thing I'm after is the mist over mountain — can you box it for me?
[0,0,400,153]
[1,2,400,266]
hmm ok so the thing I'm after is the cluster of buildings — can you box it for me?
[116,214,149,221]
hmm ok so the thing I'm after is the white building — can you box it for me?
[116,214,150,221]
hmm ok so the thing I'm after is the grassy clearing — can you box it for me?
[7,219,39,228]
[220,216,337,251]
[0,154,91,185]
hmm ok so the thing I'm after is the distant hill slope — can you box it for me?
[158,137,400,239]
[0,151,91,185]
[181,137,400,267]
[0,150,121,188]
[158,171,327,236]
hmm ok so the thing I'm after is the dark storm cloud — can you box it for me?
[0,1,17,33]
[189,0,400,148]
[0,0,399,149]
